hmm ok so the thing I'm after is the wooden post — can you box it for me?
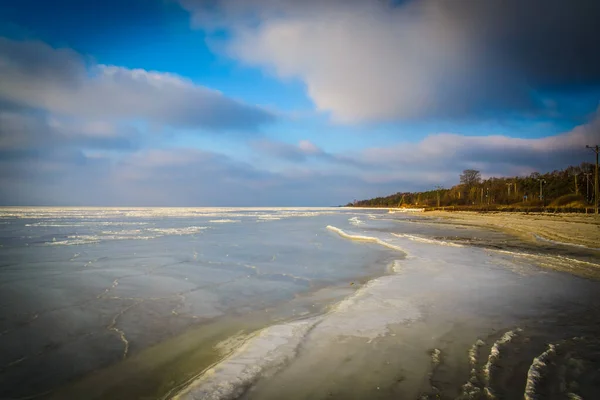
[587,145,599,215]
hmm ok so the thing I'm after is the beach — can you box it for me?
[1,207,600,399]
[415,210,600,249]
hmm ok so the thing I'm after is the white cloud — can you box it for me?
[251,113,600,189]
[355,114,600,179]
[181,0,600,123]
[0,38,274,131]
[250,139,324,162]
[224,2,472,123]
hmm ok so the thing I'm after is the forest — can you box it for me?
[349,163,597,211]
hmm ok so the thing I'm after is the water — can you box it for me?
[0,208,599,399]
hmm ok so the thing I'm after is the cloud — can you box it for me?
[181,0,600,123]
[1,90,597,207]
[250,139,325,162]
[1,116,596,206]
[0,111,138,155]
[250,138,370,169]
[250,113,600,193]
[0,37,275,131]
[355,113,600,181]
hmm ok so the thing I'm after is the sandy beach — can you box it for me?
[417,210,600,249]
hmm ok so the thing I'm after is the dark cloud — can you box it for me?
[446,0,600,90]
[181,0,600,123]
[0,38,275,131]
[0,111,139,155]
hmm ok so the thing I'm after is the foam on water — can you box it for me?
[348,216,364,226]
[431,348,442,366]
[25,221,149,227]
[392,233,464,247]
[469,339,485,367]
[146,226,208,235]
[533,234,600,251]
[175,319,319,400]
[458,339,487,399]
[100,229,143,235]
[484,329,522,383]
[43,226,209,245]
[483,328,523,400]
[491,249,600,277]
[524,344,557,400]
[326,225,407,254]
[388,208,424,213]
[257,216,281,221]
[209,219,241,224]
[47,236,102,246]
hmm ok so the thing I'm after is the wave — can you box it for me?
[47,236,102,246]
[174,319,319,400]
[46,234,156,246]
[44,226,209,245]
[257,216,281,221]
[484,329,522,382]
[326,226,407,254]
[491,249,600,277]
[391,233,464,247]
[209,219,241,224]
[25,221,150,227]
[483,328,522,399]
[524,343,557,400]
[100,229,143,235]
[533,234,600,251]
[348,216,364,226]
[469,339,485,367]
[146,226,208,235]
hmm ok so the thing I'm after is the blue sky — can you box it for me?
[0,0,599,206]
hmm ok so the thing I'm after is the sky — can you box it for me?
[0,0,599,206]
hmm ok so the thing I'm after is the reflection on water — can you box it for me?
[0,208,599,399]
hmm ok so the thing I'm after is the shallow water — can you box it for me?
[0,207,395,399]
[1,208,599,399]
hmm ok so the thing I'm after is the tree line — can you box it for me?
[349,163,596,209]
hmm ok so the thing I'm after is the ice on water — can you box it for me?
[1,207,599,399]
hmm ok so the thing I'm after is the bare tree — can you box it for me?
[459,169,481,203]
[460,169,481,188]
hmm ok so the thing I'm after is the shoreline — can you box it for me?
[45,214,600,399]
[175,222,600,400]
[48,264,395,400]
[411,210,600,250]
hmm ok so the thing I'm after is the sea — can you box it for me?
[0,207,599,400]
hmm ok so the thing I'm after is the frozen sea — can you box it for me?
[0,207,599,400]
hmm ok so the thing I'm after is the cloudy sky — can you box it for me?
[0,0,599,206]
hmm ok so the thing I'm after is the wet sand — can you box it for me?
[415,211,600,249]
